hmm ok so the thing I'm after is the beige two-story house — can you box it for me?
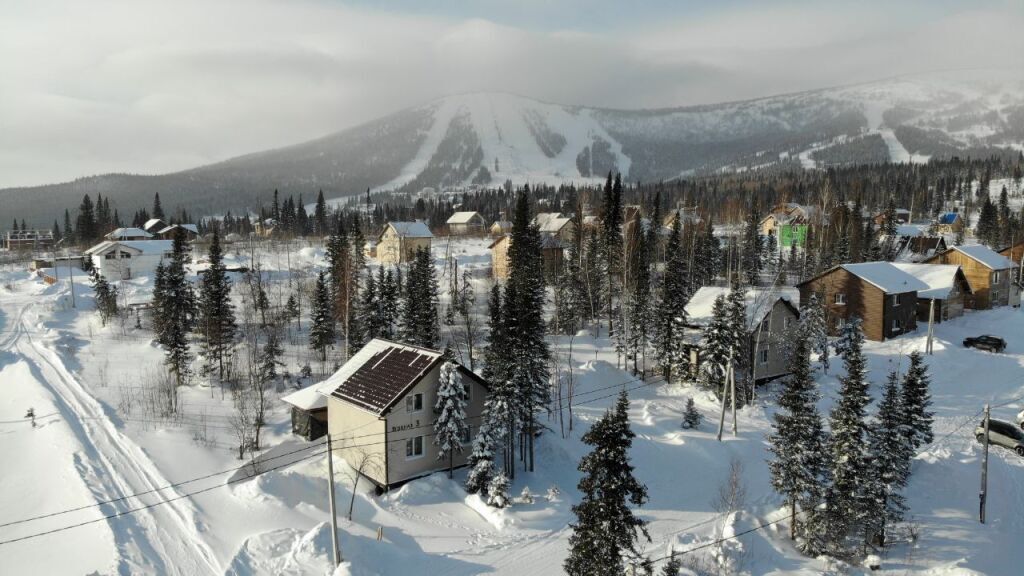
[376,221,433,265]
[317,339,488,489]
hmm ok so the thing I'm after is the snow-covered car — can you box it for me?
[975,419,1024,456]
[1017,409,1024,431]
[963,335,1007,353]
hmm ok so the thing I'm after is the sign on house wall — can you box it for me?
[779,224,808,248]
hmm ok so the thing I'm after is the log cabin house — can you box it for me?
[924,245,1017,309]
[316,339,488,489]
[891,263,972,323]
[798,262,928,341]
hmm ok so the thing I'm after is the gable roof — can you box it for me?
[316,339,486,416]
[382,221,433,239]
[539,216,573,234]
[892,263,971,299]
[143,218,167,231]
[281,384,328,411]
[685,286,800,329]
[446,211,483,225]
[106,227,153,239]
[158,224,199,235]
[951,245,1017,270]
[85,239,175,256]
[840,262,930,293]
[938,212,962,224]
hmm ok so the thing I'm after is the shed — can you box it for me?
[445,212,486,235]
[281,385,328,441]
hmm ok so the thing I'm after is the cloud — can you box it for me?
[0,0,1021,187]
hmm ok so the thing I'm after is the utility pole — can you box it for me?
[717,351,733,441]
[326,434,342,565]
[68,250,76,308]
[926,299,935,355]
[980,404,990,524]
[730,363,737,437]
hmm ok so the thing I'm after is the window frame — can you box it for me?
[892,293,900,307]
[405,435,424,460]
[406,393,424,413]
[834,293,847,305]
[892,318,902,332]
[759,348,770,365]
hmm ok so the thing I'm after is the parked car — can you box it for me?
[963,335,1007,353]
[975,419,1024,456]
[1016,409,1024,430]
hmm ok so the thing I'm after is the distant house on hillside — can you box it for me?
[105,227,153,241]
[2,229,54,251]
[999,239,1024,268]
[684,286,800,383]
[664,207,702,230]
[445,212,486,235]
[925,245,1018,309]
[489,220,512,236]
[798,262,927,341]
[142,218,168,234]
[316,339,488,489]
[376,221,433,265]
[758,204,819,236]
[873,208,911,227]
[892,263,972,323]
[934,212,964,235]
[156,224,199,241]
[84,240,176,280]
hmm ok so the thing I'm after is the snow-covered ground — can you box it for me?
[3,237,1024,574]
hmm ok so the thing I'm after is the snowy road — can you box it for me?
[0,289,220,574]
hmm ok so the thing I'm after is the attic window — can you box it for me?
[993,271,1002,283]
[892,294,901,307]
[834,293,846,305]
[406,393,423,413]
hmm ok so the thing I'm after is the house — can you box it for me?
[684,286,801,383]
[906,236,947,261]
[142,218,168,234]
[664,207,703,230]
[156,224,199,241]
[105,227,153,241]
[316,339,488,489]
[376,221,433,265]
[281,385,328,441]
[2,229,54,251]
[446,211,486,235]
[490,235,511,279]
[873,208,911,227]
[934,212,964,235]
[489,220,512,236]
[999,239,1024,268]
[758,204,819,237]
[538,215,575,244]
[892,263,972,323]
[491,234,566,281]
[84,240,176,280]
[925,245,1018,309]
[798,262,928,341]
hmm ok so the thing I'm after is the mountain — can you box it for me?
[4,69,1023,224]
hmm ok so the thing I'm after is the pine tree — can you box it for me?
[152,192,165,220]
[261,328,284,381]
[653,216,691,383]
[823,316,872,554]
[681,398,702,429]
[801,293,829,374]
[600,174,624,335]
[314,190,328,236]
[976,198,999,247]
[198,229,236,380]
[465,408,497,494]
[434,355,469,479]
[400,246,439,348]
[309,271,335,364]
[768,321,828,546]
[699,294,734,392]
[153,228,197,388]
[76,194,97,244]
[625,217,653,375]
[865,370,911,548]
[90,269,119,326]
[565,391,649,576]
[901,351,934,450]
[486,471,511,508]
[741,200,763,285]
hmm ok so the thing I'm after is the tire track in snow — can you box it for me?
[5,302,220,574]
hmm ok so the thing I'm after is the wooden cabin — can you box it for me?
[999,239,1024,268]
[924,245,1017,309]
[445,212,486,235]
[376,221,433,265]
[281,385,328,441]
[934,212,964,235]
[798,262,927,341]
[892,263,972,323]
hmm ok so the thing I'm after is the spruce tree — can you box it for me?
[309,271,335,364]
[681,398,702,429]
[565,391,649,576]
[741,200,763,285]
[625,218,653,375]
[198,229,236,380]
[152,192,165,220]
[400,246,439,348]
[486,471,511,508]
[699,294,734,391]
[660,554,681,576]
[156,229,196,388]
[823,316,872,554]
[600,174,624,335]
[801,293,829,374]
[901,351,934,450]
[865,370,911,548]
[90,269,119,326]
[434,355,469,479]
[767,321,827,545]
[465,408,497,494]
[653,216,691,383]
[314,190,328,236]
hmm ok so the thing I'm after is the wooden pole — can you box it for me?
[926,299,935,355]
[717,351,732,442]
[980,404,990,524]
[327,434,343,565]
[730,363,737,437]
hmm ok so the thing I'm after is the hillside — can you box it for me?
[3,69,1023,225]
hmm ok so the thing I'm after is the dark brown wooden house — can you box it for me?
[924,245,1017,309]
[892,263,972,323]
[798,262,928,341]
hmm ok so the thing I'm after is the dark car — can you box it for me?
[976,419,1024,456]
[963,335,1007,353]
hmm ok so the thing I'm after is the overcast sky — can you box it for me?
[1,0,1021,188]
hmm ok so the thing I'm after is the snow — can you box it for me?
[951,245,1017,271]
[5,236,1024,574]
[445,211,482,225]
[106,227,154,239]
[840,262,930,293]
[685,285,799,327]
[281,384,328,411]
[891,263,964,300]
[84,239,175,256]
[382,221,433,239]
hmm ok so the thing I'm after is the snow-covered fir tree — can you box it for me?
[309,271,335,364]
[699,294,735,392]
[801,293,829,374]
[823,316,873,554]
[465,407,497,494]
[565,391,649,576]
[401,246,439,348]
[865,370,912,548]
[681,398,702,429]
[197,228,236,380]
[155,228,197,387]
[625,216,653,375]
[486,471,511,508]
[434,353,469,479]
[600,173,625,336]
[653,216,691,383]
[901,351,934,450]
[660,553,681,576]
[90,268,119,326]
[767,321,828,547]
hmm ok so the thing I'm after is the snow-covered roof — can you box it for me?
[938,212,962,224]
[158,224,199,235]
[281,384,328,411]
[539,217,572,234]
[385,221,433,239]
[84,240,175,256]
[446,211,483,225]
[952,245,1017,270]
[896,225,923,237]
[490,220,512,229]
[891,263,968,299]
[840,262,930,293]
[532,213,563,227]
[684,286,800,328]
[106,227,153,239]
[143,218,166,231]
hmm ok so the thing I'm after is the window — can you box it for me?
[406,393,423,413]
[105,253,116,260]
[459,427,471,445]
[120,251,131,259]
[834,293,846,305]
[892,318,902,332]
[993,271,1002,284]
[892,294,901,307]
[784,317,793,330]
[405,436,424,459]
[463,382,471,402]
[759,348,770,364]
